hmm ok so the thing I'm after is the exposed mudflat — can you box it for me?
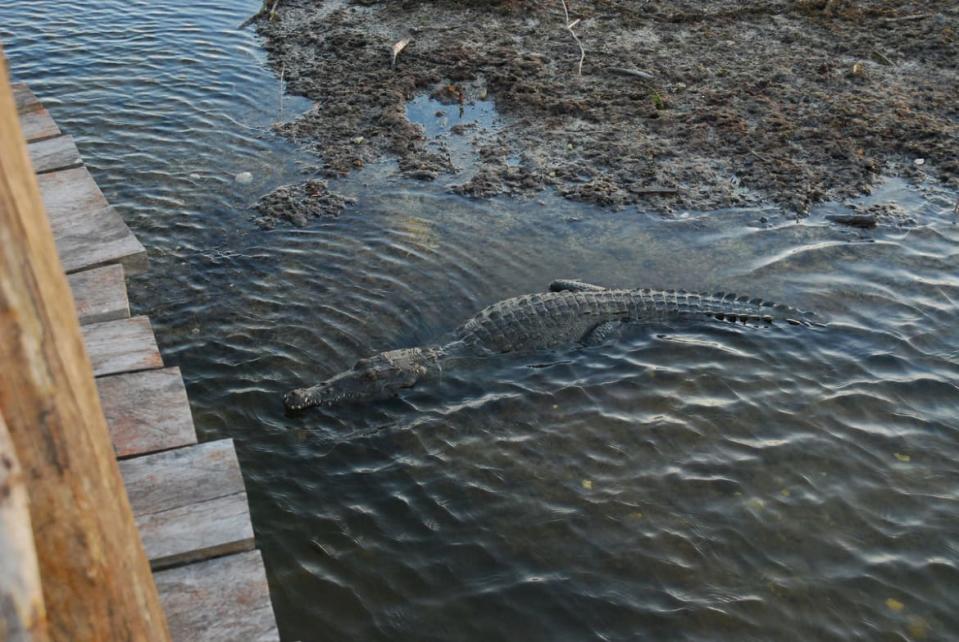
[257,0,957,216]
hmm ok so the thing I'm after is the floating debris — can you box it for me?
[826,213,877,228]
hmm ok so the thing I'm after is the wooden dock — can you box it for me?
[14,82,280,641]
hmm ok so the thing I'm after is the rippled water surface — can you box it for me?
[3,2,959,640]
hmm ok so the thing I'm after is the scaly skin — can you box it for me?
[454,288,801,353]
[283,282,811,411]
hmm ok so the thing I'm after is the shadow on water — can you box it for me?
[2,2,958,641]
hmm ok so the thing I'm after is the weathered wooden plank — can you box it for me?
[0,58,172,640]
[155,551,279,642]
[119,439,254,569]
[81,316,163,377]
[57,205,148,274]
[139,492,254,569]
[28,135,82,174]
[98,368,198,458]
[18,106,60,143]
[12,82,40,114]
[38,165,105,218]
[38,167,147,274]
[120,440,244,515]
[38,166,107,220]
[67,263,130,325]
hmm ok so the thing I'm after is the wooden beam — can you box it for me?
[119,440,255,569]
[155,551,280,642]
[0,48,171,641]
[68,264,130,325]
[0,411,49,641]
[98,368,198,457]
[81,316,164,377]
[28,135,82,174]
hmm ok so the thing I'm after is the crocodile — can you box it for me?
[284,280,813,411]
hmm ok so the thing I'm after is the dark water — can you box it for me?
[3,2,959,640]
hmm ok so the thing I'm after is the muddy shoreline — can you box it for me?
[254,0,957,222]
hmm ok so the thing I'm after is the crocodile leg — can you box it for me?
[548,279,607,293]
[581,320,623,346]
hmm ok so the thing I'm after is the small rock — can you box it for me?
[234,171,253,184]
[352,136,365,145]
[914,158,925,166]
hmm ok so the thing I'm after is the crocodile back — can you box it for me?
[455,289,802,353]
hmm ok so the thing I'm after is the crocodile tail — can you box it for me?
[639,289,815,326]
[694,290,817,326]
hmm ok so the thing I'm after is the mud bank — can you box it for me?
[256,0,957,216]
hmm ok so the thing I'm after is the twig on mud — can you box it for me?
[279,62,285,121]
[749,149,772,163]
[269,0,282,21]
[870,49,893,66]
[608,67,655,81]
[881,13,933,22]
[560,0,586,76]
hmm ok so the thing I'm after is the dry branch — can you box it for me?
[560,0,585,76]
[391,38,411,68]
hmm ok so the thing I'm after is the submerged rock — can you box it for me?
[253,179,355,228]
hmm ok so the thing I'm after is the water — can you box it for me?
[3,2,959,640]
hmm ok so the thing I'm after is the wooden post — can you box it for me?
[0,48,171,641]
[0,411,48,642]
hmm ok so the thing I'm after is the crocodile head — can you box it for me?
[284,348,433,411]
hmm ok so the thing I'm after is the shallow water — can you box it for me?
[3,2,959,641]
